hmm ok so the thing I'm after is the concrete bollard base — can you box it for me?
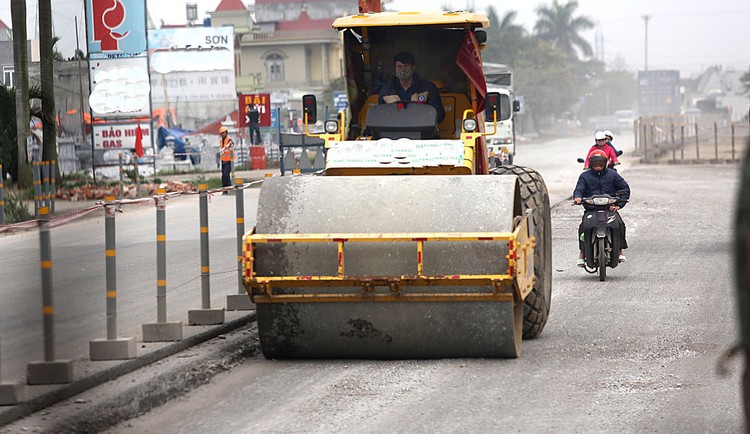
[142,322,183,342]
[226,294,255,311]
[0,382,26,405]
[188,308,225,325]
[89,337,137,361]
[26,359,74,385]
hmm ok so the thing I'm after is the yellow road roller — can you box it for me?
[243,10,551,359]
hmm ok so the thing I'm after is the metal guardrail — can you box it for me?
[0,176,267,405]
[635,116,749,164]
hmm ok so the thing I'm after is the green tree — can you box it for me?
[1,84,49,183]
[534,0,594,59]
[483,7,526,67]
[0,86,18,180]
[579,68,637,119]
[39,0,58,166]
[52,36,65,61]
[513,38,577,133]
[11,0,32,188]
[741,67,750,95]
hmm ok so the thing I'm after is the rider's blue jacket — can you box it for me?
[574,167,631,211]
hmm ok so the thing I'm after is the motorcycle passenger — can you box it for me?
[584,131,619,169]
[574,149,631,267]
[603,130,620,155]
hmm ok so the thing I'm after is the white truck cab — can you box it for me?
[483,64,519,167]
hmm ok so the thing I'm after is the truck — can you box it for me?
[483,63,520,166]
[242,9,552,359]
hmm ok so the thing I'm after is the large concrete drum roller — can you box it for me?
[248,175,539,359]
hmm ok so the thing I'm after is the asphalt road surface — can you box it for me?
[3,133,745,432]
[111,137,741,433]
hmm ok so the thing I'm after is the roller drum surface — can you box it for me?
[254,175,523,358]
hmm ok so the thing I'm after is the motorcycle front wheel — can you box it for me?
[598,237,607,281]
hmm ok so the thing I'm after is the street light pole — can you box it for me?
[642,15,651,71]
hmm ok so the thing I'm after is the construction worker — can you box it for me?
[219,126,234,194]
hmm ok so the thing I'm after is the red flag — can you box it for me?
[359,0,381,13]
[134,123,144,157]
[456,32,487,113]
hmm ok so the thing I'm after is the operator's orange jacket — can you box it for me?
[220,135,234,162]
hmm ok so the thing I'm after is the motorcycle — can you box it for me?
[574,192,627,281]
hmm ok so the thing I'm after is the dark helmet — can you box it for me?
[589,149,608,169]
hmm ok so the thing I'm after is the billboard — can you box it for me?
[638,70,681,116]
[89,57,151,118]
[148,27,236,102]
[85,0,147,58]
[93,123,152,150]
[239,93,271,127]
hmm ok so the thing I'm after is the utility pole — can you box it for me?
[642,15,650,71]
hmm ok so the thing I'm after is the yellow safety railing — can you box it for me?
[243,217,535,304]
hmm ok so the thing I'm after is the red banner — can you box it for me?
[456,32,487,113]
[359,0,382,13]
[134,123,144,157]
[239,93,271,128]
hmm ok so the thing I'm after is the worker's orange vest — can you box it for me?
[220,136,234,162]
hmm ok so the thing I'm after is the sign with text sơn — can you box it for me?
[93,124,152,150]
[85,0,147,58]
[148,27,235,103]
[239,93,271,128]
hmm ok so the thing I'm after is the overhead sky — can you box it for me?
[1,0,748,76]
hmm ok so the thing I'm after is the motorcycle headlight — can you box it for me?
[592,197,610,206]
[463,118,477,132]
[324,120,339,133]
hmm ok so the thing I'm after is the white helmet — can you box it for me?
[603,130,614,140]
[594,131,607,140]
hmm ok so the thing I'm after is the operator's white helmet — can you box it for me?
[603,130,614,140]
[594,131,607,140]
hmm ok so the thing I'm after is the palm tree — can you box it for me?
[39,0,58,165]
[534,0,594,58]
[52,36,65,61]
[484,7,526,66]
[11,0,32,187]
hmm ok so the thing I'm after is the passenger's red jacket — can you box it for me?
[584,144,619,168]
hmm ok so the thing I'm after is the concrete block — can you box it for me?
[27,360,74,385]
[0,382,26,405]
[142,322,183,342]
[226,294,255,311]
[89,337,137,361]
[188,308,225,325]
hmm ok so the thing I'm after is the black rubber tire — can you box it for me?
[598,238,607,282]
[491,164,552,339]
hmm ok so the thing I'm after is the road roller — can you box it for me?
[242,10,552,359]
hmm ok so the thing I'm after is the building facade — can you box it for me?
[210,0,352,97]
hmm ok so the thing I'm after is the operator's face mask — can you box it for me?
[395,62,414,80]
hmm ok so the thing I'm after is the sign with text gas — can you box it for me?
[85,0,147,58]
[148,27,235,102]
[93,124,152,150]
[239,93,271,128]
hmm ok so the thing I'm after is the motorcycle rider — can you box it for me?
[574,149,631,267]
[603,130,620,155]
[584,131,620,169]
